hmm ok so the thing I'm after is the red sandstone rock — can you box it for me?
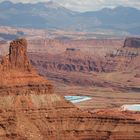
[0,39,139,140]
[27,37,140,93]
[9,38,30,71]
[0,38,31,71]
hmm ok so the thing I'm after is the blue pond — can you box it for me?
[121,104,140,111]
[64,96,92,103]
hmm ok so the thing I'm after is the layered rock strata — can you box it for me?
[0,39,139,140]
[102,38,140,72]
[123,37,140,48]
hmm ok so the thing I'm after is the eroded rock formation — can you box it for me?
[97,38,140,73]
[9,38,30,70]
[29,50,102,73]
[28,38,140,91]
[124,37,140,48]
[0,39,139,140]
[1,38,31,71]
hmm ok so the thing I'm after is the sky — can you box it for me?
[0,0,140,11]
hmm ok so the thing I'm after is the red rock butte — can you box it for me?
[0,39,139,140]
[0,38,52,89]
[123,37,140,48]
[9,38,30,70]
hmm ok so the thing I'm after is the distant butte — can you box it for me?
[124,37,140,48]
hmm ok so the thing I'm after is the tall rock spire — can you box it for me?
[9,38,31,71]
[0,38,31,71]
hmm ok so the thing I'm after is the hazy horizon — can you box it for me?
[0,0,140,12]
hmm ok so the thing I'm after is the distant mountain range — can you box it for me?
[0,1,140,35]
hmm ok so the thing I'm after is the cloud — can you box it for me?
[0,0,140,11]
[55,0,140,11]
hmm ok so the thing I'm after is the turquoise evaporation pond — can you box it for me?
[64,96,92,103]
[121,104,140,111]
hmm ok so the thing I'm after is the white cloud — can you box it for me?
[0,0,140,11]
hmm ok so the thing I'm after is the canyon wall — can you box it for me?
[28,38,123,55]
[28,38,140,91]
[29,38,140,73]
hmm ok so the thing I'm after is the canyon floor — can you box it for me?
[48,73,140,110]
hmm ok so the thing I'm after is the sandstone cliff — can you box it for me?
[29,38,140,74]
[104,38,140,72]
[124,37,140,48]
[0,39,139,140]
